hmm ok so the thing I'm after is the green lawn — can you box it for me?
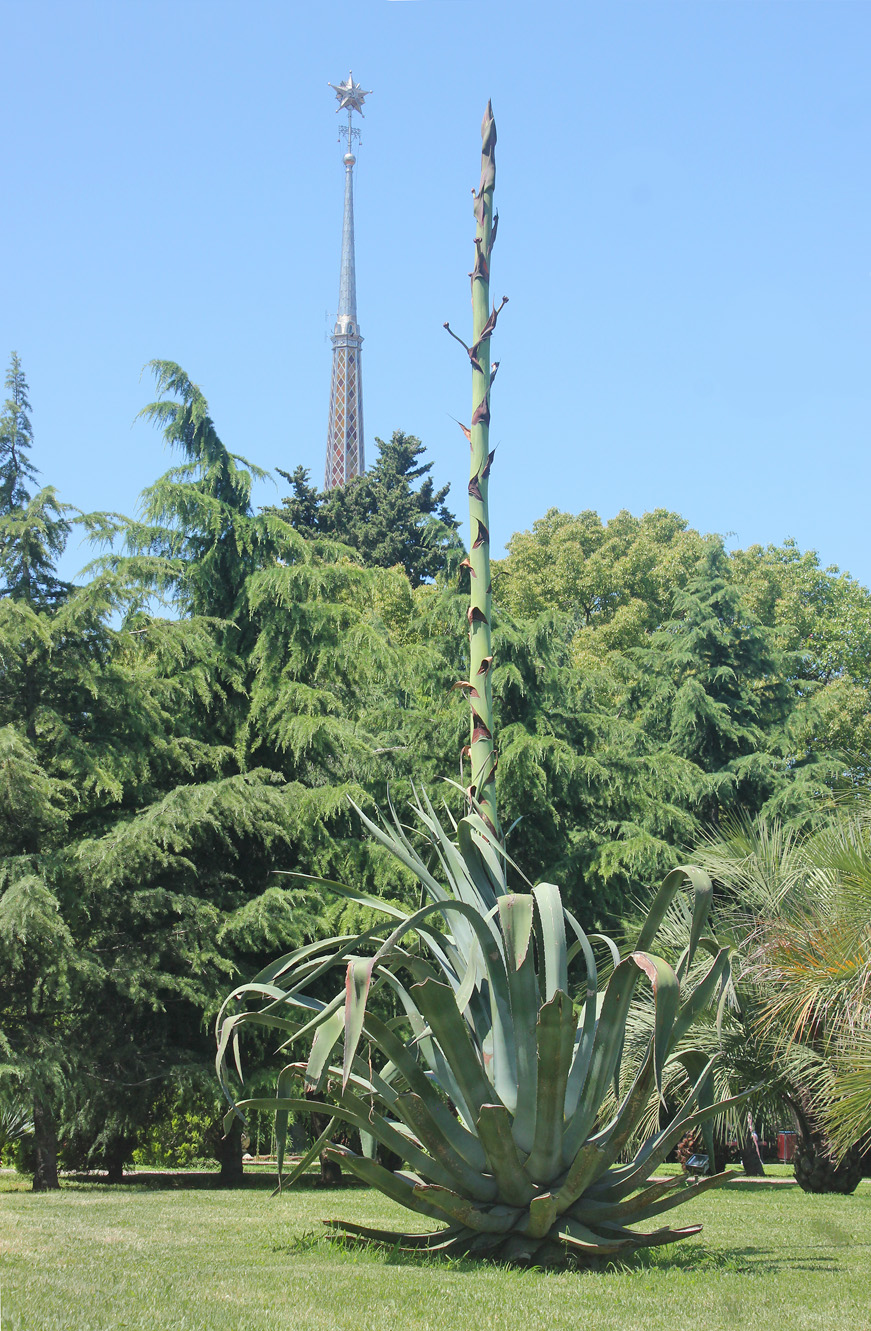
[2,1170,870,1331]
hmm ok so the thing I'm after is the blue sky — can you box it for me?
[2,0,870,586]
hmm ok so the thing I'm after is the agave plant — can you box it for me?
[217,791,745,1262]
[216,103,745,1264]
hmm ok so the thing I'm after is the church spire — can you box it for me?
[324,72,372,490]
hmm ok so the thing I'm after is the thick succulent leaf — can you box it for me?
[375,897,505,990]
[525,1192,558,1239]
[360,1008,487,1170]
[412,978,502,1118]
[556,1219,632,1256]
[591,932,620,973]
[214,985,306,1072]
[359,1129,377,1159]
[498,894,539,1147]
[562,911,599,1120]
[237,1089,463,1193]
[377,897,516,1102]
[282,991,345,1055]
[670,1049,717,1163]
[532,883,567,1000]
[417,788,489,912]
[323,1147,448,1221]
[342,957,375,1089]
[216,1009,309,1100]
[629,952,680,1094]
[324,1219,456,1248]
[554,1141,610,1213]
[579,1047,655,1177]
[597,1170,736,1226]
[244,934,361,989]
[499,893,534,970]
[588,1054,720,1198]
[412,791,487,964]
[377,970,476,1127]
[273,1066,295,1180]
[671,947,731,1046]
[278,872,412,923]
[498,1233,548,1264]
[394,1093,497,1202]
[524,991,578,1180]
[412,1185,521,1233]
[593,1081,753,1201]
[458,812,520,895]
[634,866,713,974]
[457,816,505,904]
[595,1221,704,1248]
[349,800,448,904]
[562,952,656,1157]
[475,1104,535,1207]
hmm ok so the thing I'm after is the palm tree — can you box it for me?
[694,809,871,1192]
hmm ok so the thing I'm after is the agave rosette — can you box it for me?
[216,791,744,1264]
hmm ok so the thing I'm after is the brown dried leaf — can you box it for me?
[472,519,490,549]
[481,448,496,479]
[467,605,489,625]
[476,655,494,675]
[451,681,480,699]
[471,711,493,743]
[459,557,475,576]
[468,474,483,502]
[469,239,490,283]
[471,394,490,427]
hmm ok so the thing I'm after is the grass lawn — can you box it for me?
[2,1169,870,1331]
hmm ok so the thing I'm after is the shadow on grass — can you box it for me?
[723,1179,798,1192]
[60,1169,367,1193]
[270,1229,846,1278]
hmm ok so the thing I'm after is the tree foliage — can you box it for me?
[271,431,461,587]
[2,345,870,1176]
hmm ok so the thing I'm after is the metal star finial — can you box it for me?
[329,71,372,116]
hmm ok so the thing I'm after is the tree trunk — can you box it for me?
[788,1093,862,1195]
[740,1111,766,1177]
[303,1088,342,1185]
[309,1107,342,1185]
[217,1116,244,1185]
[104,1136,133,1184]
[31,1096,60,1192]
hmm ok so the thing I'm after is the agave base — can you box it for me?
[321,1146,735,1265]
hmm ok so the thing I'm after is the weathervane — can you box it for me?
[328,71,373,152]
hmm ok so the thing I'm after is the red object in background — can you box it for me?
[778,1130,798,1162]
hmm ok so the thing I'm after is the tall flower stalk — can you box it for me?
[445,101,507,838]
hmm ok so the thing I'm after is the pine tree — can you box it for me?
[273,465,322,539]
[0,355,71,608]
[0,353,38,512]
[633,539,825,824]
[271,433,462,587]
[0,360,318,1184]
